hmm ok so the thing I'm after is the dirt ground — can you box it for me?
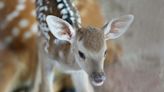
[95,0,163,92]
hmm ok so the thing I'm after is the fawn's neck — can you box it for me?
[36,0,81,70]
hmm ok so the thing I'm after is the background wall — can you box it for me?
[95,0,163,92]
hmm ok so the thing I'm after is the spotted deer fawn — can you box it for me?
[35,0,134,92]
[0,0,39,92]
[0,0,112,92]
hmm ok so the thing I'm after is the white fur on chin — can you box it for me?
[91,80,104,86]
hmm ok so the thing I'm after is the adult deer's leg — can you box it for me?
[0,61,20,92]
[71,71,94,92]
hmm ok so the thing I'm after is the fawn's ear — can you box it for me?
[46,15,75,42]
[103,15,134,40]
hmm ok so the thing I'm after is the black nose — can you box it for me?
[91,72,106,83]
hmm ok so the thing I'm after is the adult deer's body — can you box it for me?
[0,0,38,92]
[36,0,134,92]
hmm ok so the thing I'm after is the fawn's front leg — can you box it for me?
[38,46,55,92]
[39,63,55,92]
[71,71,94,92]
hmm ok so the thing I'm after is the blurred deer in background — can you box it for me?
[0,0,39,92]
[36,0,134,92]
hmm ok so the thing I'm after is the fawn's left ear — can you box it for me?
[103,15,134,40]
[46,15,75,43]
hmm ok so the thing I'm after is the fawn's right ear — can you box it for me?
[46,15,75,42]
[103,15,134,40]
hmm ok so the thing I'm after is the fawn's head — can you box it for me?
[46,15,134,86]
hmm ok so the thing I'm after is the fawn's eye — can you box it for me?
[104,50,107,56]
[78,51,85,59]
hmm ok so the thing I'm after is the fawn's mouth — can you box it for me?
[91,79,104,86]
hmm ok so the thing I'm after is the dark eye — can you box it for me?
[104,50,107,56]
[78,51,85,59]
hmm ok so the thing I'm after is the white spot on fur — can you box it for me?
[30,23,38,33]
[70,17,75,21]
[69,11,74,16]
[16,3,25,11]
[39,6,47,11]
[31,10,36,16]
[61,9,68,14]
[0,1,5,9]
[57,0,62,2]
[12,28,20,37]
[2,0,26,29]
[44,6,48,11]
[24,31,32,39]
[63,0,67,6]
[6,11,19,22]
[62,15,68,19]
[19,19,29,28]
[56,0,81,28]
[57,3,64,9]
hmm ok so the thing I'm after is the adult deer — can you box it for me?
[36,0,134,92]
[0,0,39,92]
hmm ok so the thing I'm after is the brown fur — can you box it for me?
[78,28,105,52]
[0,0,38,91]
[0,37,38,92]
[105,41,123,64]
[75,0,123,64]
[75,0,104,28]
[0,0,36,45]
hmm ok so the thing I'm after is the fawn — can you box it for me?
[36,0,134,92]
[0,0,112,92]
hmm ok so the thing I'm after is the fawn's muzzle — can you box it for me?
[90,72,106,86]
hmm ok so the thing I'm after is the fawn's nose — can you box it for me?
[91,72,106,86]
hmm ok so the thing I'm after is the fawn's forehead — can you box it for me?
[77,27,105,52]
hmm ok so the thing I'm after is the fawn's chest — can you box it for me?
[39,35,80,72]
[48,40,80,72]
